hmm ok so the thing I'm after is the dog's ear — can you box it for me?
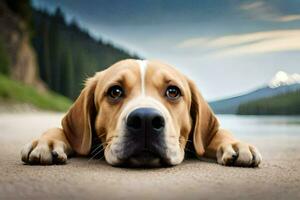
[188,79,219,156]
[62,76,98,155]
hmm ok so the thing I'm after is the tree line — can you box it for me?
[32,8,139,99]
[237,90,300,115]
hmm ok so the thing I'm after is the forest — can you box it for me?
[32,8,139,99]
[237,90,300,115]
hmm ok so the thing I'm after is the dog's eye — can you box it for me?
[165,86,181,100]
[107,85,124,101]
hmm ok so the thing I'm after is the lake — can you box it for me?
[217,115,300,139]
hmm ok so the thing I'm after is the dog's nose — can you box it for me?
[126,107,165,132]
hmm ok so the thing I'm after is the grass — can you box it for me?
[0,74,72,111]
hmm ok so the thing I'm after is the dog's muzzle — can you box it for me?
[121,107,168,167]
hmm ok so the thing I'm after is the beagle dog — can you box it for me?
[21,59,262,167]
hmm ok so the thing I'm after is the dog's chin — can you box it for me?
[128,151,162,167]
[118,150,171,168]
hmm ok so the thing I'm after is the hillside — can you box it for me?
[32,8,139,99]
[0,0,139,111]
[209,83,300,114]
[0,1,44,90]
[237,90,300,115]
[0,74,71,111]
[0,0,72,111]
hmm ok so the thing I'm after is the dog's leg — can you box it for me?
[21,128,72,165]
[204,129,262,167]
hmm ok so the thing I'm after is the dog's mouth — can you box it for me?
[121,149,170,168]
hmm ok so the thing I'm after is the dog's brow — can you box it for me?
[136,60,148,96]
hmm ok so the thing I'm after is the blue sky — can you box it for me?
[32,0,300,100]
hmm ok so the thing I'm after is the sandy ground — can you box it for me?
[0,112,300,200]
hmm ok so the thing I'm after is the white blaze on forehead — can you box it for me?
[136,60,148,96]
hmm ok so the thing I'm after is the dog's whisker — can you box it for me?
[91,141,110,153]
[98,154,105,161]
[88,147,105,162]
[91,140,110,150]
[179,138,192,143]
[90,144,103,155]
[97,133,106,138]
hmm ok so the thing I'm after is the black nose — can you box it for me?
[126,108,165,132]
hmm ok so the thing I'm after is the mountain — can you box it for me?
[269,71,300,88]
[237,90,300,115]
[209,71,300,114]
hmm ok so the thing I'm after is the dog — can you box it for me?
[21,59,262,167]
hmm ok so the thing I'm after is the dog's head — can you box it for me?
[62,59,219,167]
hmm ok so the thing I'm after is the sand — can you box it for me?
[0,112,299,200]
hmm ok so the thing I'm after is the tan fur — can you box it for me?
[21,59,261,167]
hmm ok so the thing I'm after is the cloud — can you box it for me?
[275,15,300,22]
[177,38,209,48]
[177,29,300,57]
[239,1,300,23]
[240,1,265,11]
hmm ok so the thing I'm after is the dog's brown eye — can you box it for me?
[107,85,124,100]
[165,86,181,100]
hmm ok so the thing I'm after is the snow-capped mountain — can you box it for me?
[269,71,300,88]
[210,70,300,114]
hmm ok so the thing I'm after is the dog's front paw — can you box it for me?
[216,142,262,167]
[21,139,68,165]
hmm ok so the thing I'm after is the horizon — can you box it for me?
[32,0,300,101]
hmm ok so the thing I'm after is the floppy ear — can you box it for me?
[62,77,98,155]
[188,79,219,156]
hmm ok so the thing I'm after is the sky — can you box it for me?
[32,0,300,100]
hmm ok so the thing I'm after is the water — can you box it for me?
[217,115,300,139]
